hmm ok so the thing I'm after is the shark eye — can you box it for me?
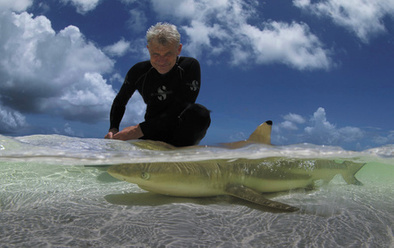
[141,172,150,180]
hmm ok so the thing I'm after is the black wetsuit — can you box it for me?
[109,56,210,146]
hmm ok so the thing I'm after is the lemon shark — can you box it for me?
[107,121,364,212]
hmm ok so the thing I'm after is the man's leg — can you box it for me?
[169,103,211,147]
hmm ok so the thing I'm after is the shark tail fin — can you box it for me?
[342,161,365,186]
[247,120,272,145]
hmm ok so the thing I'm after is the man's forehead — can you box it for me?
[148,41,178,52]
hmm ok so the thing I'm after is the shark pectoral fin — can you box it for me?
[225,184,299,212]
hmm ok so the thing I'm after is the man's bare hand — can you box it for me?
[105,128,119,139]
[112,124,144,141]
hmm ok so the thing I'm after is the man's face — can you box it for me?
[147,41,182,74]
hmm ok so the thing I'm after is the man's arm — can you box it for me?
[105,72,136,139]
[181,57,201,103]
[112,124,144,141]
[109,77,135,130]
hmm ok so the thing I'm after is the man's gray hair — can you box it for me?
[146,22,181,46]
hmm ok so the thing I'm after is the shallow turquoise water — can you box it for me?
[1,135,393,247]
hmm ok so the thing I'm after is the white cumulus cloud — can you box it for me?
[277,113,306,131]
[280,121,299,131]
[57,73,116,122]
[273,107,364,146]
[60,0,101,14]
[127,9,148,32]
[303,107,364,145]
[0,0,33,12]
[373,131,394,145]
[150,0,332,70]
[0,106,27,134]
[0,10,129,131]
[240,21,331,70]
[104,38,131,57]
[284,113,306,124]
[293,0,394,43]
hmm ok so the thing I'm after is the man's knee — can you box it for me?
[179,103,211,132]
[172,103,211,146]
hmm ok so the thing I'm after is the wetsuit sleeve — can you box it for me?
[109,73,136,130]
[183,58,201,103]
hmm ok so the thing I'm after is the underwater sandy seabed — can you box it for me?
[1,135,394,247]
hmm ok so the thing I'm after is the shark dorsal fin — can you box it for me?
[221,120,273,148]
[247,120,272,145]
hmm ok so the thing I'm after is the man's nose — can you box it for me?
[157,56,167,63]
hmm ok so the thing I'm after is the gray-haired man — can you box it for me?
[105,23,210,147]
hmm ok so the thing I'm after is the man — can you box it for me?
[105,23,211,147]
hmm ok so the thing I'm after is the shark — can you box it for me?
[107,121,365,212]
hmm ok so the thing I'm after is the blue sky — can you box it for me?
[0,0,393,150]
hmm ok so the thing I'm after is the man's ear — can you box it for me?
[177,44,183,55]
